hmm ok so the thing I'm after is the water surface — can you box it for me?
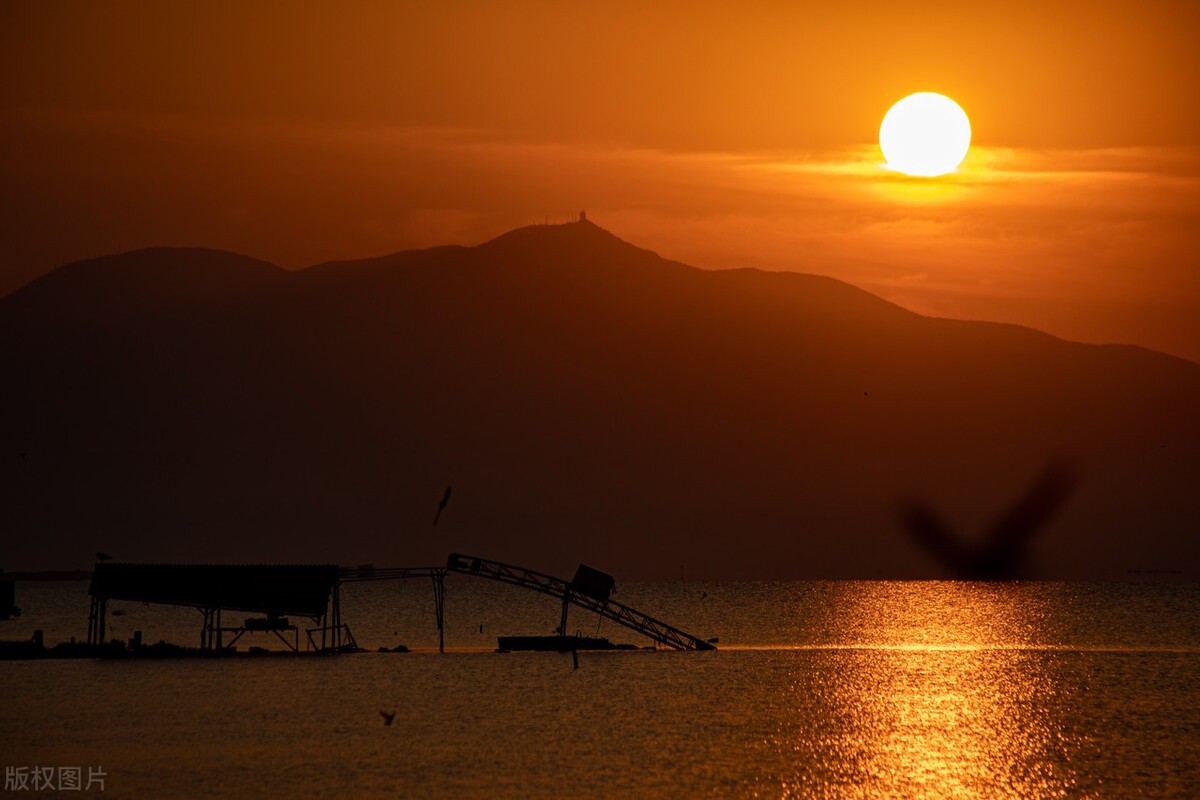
[3,580,1197,798]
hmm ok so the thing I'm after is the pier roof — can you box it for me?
[89,563,339,617]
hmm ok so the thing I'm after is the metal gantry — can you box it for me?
[338,555,715,652]
[444,553,715,651]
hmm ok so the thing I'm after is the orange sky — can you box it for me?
[3,1,1199,360]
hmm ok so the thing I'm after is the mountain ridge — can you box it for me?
[2,221,1198,578]
[6,227,1192,371]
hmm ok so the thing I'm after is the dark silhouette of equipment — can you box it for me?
[445,553,715,650]
[899,461,1077,579]
[0,572,18,620]
[432,486,452,526]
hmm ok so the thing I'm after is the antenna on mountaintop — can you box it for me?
[578,211,587,223]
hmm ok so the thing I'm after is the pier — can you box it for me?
[74,553,715,656]
[87,563,350,651]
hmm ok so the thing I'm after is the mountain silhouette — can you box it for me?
[3,220,1198,578]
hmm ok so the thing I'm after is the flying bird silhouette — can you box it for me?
[432,486,452,526]
[380,710,396,726]
[899,461,1077,579]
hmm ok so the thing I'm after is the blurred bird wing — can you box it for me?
[982,462,1076,557]
[899,502,972,575]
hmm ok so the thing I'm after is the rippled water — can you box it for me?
[3,580,1198,798]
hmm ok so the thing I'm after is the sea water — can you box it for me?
[2,580,1198,798]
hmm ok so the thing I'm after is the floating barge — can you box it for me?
[496,635,641,653]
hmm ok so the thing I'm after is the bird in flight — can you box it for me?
[899,461,1076,580]
[432,486,452,526]
[379,710,396,726]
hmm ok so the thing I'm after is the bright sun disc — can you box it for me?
[879,92,971,177]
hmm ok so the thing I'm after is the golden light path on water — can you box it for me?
[3,580,1199,798]
[764,583,1076,798]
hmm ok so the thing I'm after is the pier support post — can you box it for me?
[432,571,445,654]
[332,584,342,651]
[87,595,107,645]
[87,595,98,645]
[559,592,571,636]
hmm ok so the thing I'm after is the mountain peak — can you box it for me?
[476,217,661,265]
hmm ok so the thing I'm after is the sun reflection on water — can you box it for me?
[769,583,1087,798]
[4,581,1197,797]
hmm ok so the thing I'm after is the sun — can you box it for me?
[879,93,971,177]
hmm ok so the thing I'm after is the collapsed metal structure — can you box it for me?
[341,554,715,653]
[88,554,715,654]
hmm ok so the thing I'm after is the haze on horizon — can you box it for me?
[2,1,1199,362]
